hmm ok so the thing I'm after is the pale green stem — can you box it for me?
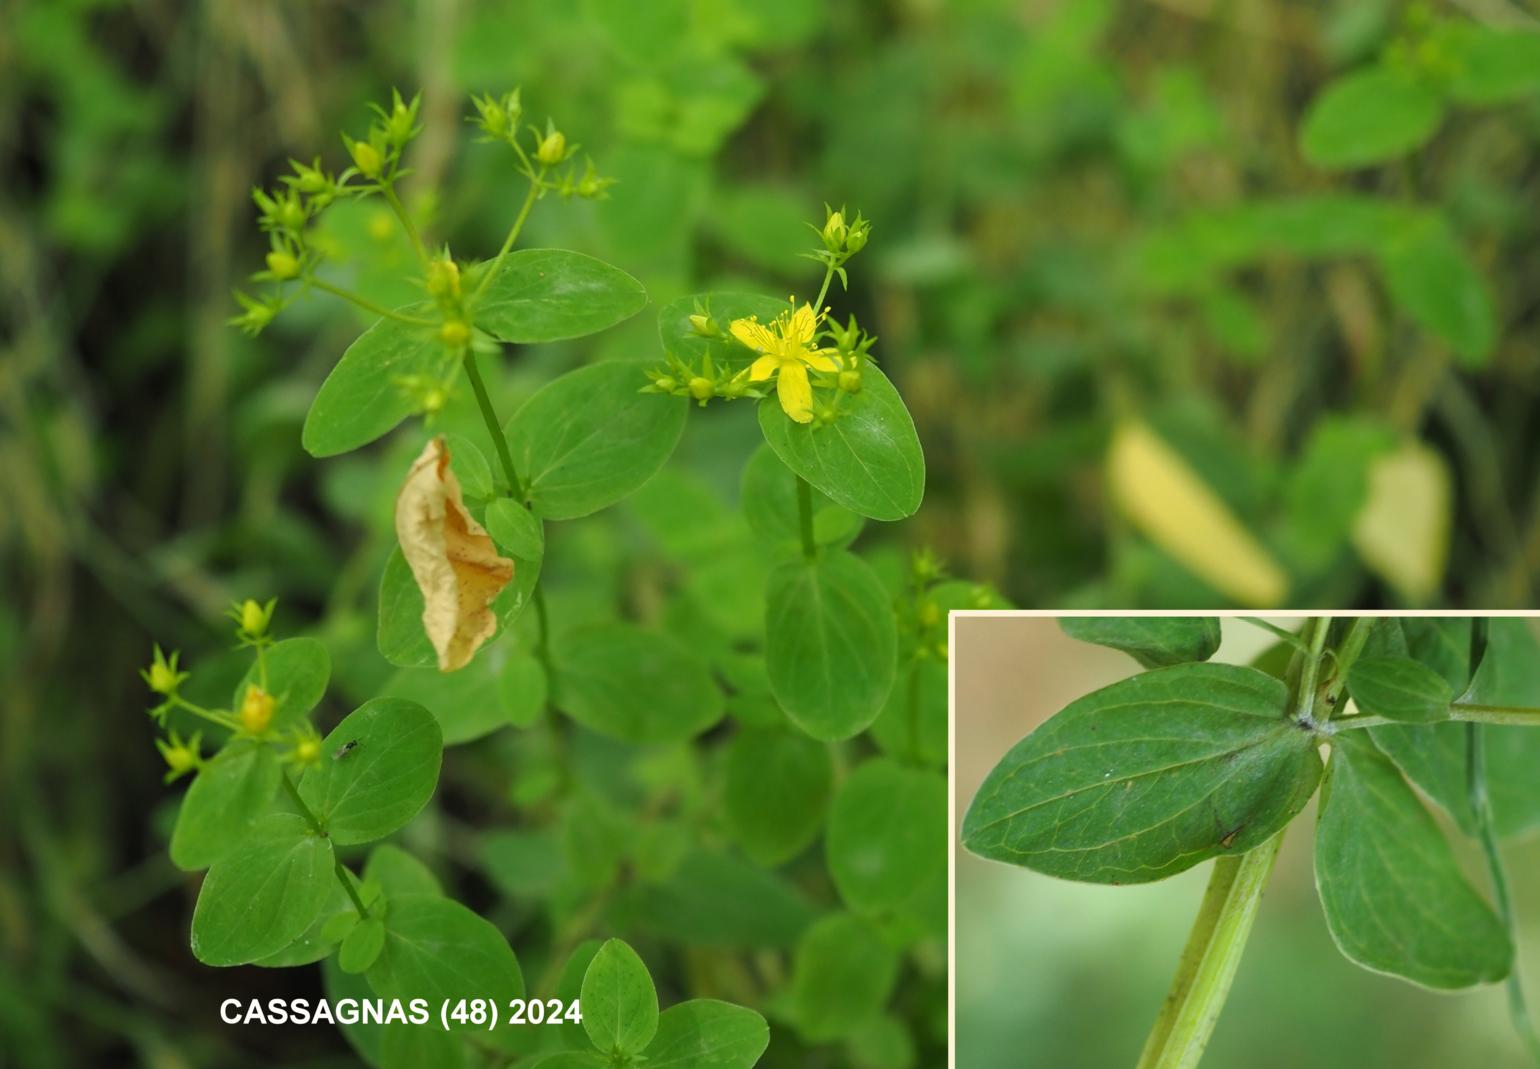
[279,773,369,919]
[462,348,523,498]
[169,696,240,733]
[1336,704,1540,730]
[1322,616,1374,711]
[811,262,836,317]
[308,278,434,325]
[796,476,817,560]
[473,168,545,302]
[1469,723,1540,1065]
[380,181,427,265]
[1236,616,1307,652]
[1135,832,1286,1069]
[1294,617,1330,727]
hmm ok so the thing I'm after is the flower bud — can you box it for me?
[653,376,677,394]
[536,128,567,166]
[838,369,862,393]
[688,313,719,337]
[423,386,447,414]
[265,250,301,280]
[240,685,275,734]
[846,221,868,253]
[294,737,321,766]
[425,258,461,298]
[349,139,384,178]
[440,320,470,347]
[689,376,714,402]
[823,210,847,248]
[148,661,177,694]
[240,599,267,637]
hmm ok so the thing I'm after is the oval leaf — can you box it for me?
[377,541,541,669]
[788,913,898,1044]
[299,697,443,845]
[1346,656,1452,723]
[826,758,946,915]
[645,1000,770,1069]
[963,663,1321,883]
[765,550,897,741]
[550,623,723,743]
[505,362,687,520]
[365,894,524,1025]
[302,311,446,457]
[473,249,646,343]
[339,916,386,975]
[580,939,659,1056]
[739,443,862,551]
[724,727,833,865]
[1300,66,1443,170]
[190,812,335,966]
[1315,736,1511,988]
[1059,617,1221,668]
[758,365,924,522]
[170,739,282,871]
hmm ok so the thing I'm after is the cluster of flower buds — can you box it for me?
[228,597,276,649]
[344,89,422,183]
[471,88,614,201]
[802,204,873,290]
[425,253,472,351]
[641,351,760,407]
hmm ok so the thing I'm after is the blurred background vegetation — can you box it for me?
[955,616,1540,1069]
[5,0,1540,1064]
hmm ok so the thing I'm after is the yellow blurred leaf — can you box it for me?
[1351,441,1449,603]
[395,437,515,671]
[1107,421,1288,606]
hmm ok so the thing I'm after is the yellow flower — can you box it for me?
[729,304,840,424]
[240,685,275,734]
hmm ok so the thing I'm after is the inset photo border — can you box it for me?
[949,613,1540,1069]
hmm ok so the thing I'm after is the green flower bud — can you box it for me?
[239,599,267,636]
[349,139,384,178]
[653,376,678,394]
[240,685,275,734]
[425,258,461,298]
[439,320,470,347]
[536,128,567,166]
[265,250,301,280]
[688,313,719,337]
[838,369,862,393]
[147,661,178,695]
[823,210,847,248]
[688,376,714,402]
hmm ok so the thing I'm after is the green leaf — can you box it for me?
[232,636,330,730]
[377,543,541,668]
[484,498,545,561]
[758,365,925,521]
[963,663,1321,883]
[325,953,384,1064]
[579,939,659,1056]
[1371,618,1540,839]
[1442,24,1540,104]
[499,650,548,729]
[826,758,946,915]
[169,739,282,871]
[644,1000,770,1069]
[550,622,724,743]
[615,848,816,948]
[189,812,335,966]
[505,362,687,520]
[1375,215,1495,367]
[1059,617,1221,668]
[788,913,899,1043]
[251,880,353,968]
[472,250,646,343]
[302,311,447,457]
[364,843,442,899]
[1315,735,1511,988]
[299,697,443,845]
[366,894,524,1021]
[339,916,386,974]
[765,550,897,741]
[1345,656,1452,723]
[1299,66,1443,170]
[657,292,788,368]
[739,443,862,552]
[723,727,833,865]
[381,1024,468,1069]
[441,432,494,501]
[382,642,538,745]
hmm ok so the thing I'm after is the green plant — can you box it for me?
[964,615,1540,1068]
[140,85,971,1066]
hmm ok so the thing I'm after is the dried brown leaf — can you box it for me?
[394,436,515,671]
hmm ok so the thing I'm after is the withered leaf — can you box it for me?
[394,437,515,671]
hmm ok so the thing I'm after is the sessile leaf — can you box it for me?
[1059,616,1222,668]
[394,436,515,671]
[963,663,1321,883]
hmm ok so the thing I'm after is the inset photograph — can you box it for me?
[955,615,1540,1069]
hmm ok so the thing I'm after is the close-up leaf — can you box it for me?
[1059,616,1221,668]
[298,697,443,845]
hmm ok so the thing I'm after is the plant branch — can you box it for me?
[1237,616,1308,652]
[308,278,434,326]
[796,476,817,560]
[333,860,371,920]
[812,262,836,316]
[1322,616,1374,711]
[169,696,240,733]
[380,181,428,265]
[462,348,523,498]
[1468,723,1540,1065]
[473,168,545,302]
[1451,702,1540,726]
[1135,831,1286,1069]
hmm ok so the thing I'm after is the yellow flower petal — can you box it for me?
[729,317,777,354]
[786,304,818,345]
[749,354,778,381]
[776,362,814,423]
[803,349,840,373]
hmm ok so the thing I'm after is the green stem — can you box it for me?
[1452,703,1540,726]
[280,774,370,919]
[1468,723,1540,1065]
[795,476,817,560]
[1236,617,1308,653]
[1135,831,1286,1069]
[473,169,545,302]
[811,263,836,316]
[380,181,427,265]
[1294,617,1330,727]
[1321,617,1374,712]
[309,278,434,325]
[462,348,523,497]
[170,696,240,733]
[533,585,551,664]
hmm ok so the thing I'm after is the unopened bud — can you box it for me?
[265,250,301,280]
[536,129,567,166]
[240,685,275,734]
[838,369,862,393]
